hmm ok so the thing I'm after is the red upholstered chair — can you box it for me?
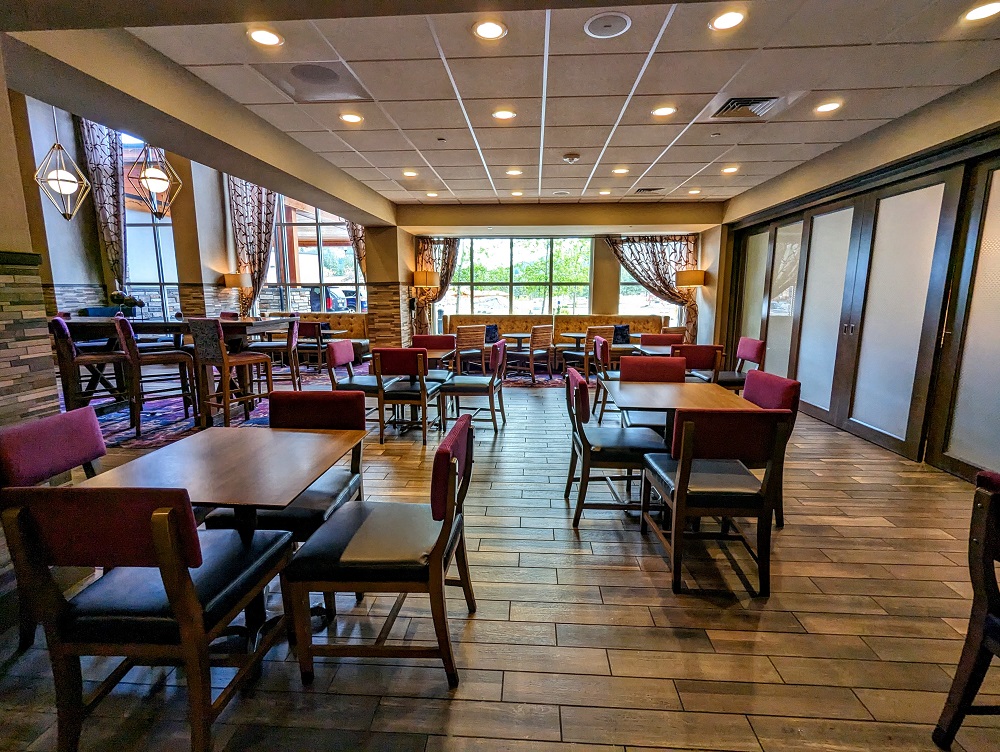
[49,316,128,412]
[372,347,443,445]
[507,324,554,383]
[562,325,613,379]
[115,315,198,437]
[440,339,507,433]
[0,486,294,752]
[714,337,766,391]
[934,471,1000,749]
[247,319,302,390]
[0,407,106,651]
[564,367,666,527]
[742,369,801,528]
[671,343,724,383]
[640,333,685,346]
[327,338,392,399]
[412,333,458,383]
[640,408,793,596]
[592,335,620,424]
[284,414,477,688]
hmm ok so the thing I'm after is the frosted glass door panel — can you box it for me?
[946,171,1000,470]
[851,183,945,439]
[740,231,769,340]
[797,208,854,411]
[764,221,803,377]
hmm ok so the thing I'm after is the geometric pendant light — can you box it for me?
[33,106,91,221]
[126,143,183,219]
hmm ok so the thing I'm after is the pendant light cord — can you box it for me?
[50,105,60,145]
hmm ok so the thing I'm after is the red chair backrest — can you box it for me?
[373,347,427,376]
[619,356,686,383]
[0,486,202,568]
[298,321,323,340]
[0,407,106,488]
[640,333,685,346]
[219,311,240,320]
[489,339,507,376]
[593,336,611,367]
[412,334,457,350]
[49,316,78,361]
[325,339,356,369]
[286,319,300,350]
[736,337,765,365]
[566,367,590,424]
[269,390,366,431]
[743,370,801,416]
[671,408,792,465]
[430,414,472,521]
[670,344,722,370]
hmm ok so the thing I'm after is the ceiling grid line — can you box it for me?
[537,9,551,200]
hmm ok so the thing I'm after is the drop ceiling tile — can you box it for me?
[405,128,477,150]
[736,160,806,176]
[360,181,404,193]
[318,152,376,169]
[886,1,1000,43]
[349,59,455,101]
[547,53,648,97]
[539,163,597,179]
[363,150,433,168]
[642,162,717,177]
[448,56,545,99]
[543,125,614,148]
[312,16,438,61]
[342,167,392,181]
[381,192,416,201]
[464,98,544,128]
[247,104,324,132]
[657,0,801,52]
[435,165,492,180]
[723,47,852,95]
[434,179,495,190]
[601,145,675,163]
[649,144,731,163]
[487,148,546,165]
[476,126,541,150]
[379,100,469,130]
[420,150,492,167]
[774,0,959,47]
[774,86,957,122]
[742,119,892,144]
[625,94,718,124]
[819,40,1000,90]
[548,4,677,55]
[727,142,838,162]
[609,124,686,147]
[336,130,414,152]
[287,131,350,151]
[455,190,502,199]
[673,123,765,146]
[638,49,755,95]
[187,65,289,105]
[545,96,626,127]
[299,102,396,131]
[432,11,548,58]
[128,22,338,66]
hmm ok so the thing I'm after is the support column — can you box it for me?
[364,226,414,347]
[590,236,620,315]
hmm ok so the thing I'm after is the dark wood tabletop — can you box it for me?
[425,347,457,363]
[62,316,298,339]
[636,344,676,356]
[78,427,367,509]
[604,381,761,412]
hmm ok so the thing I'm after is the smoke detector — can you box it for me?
[562,152,581,164]
[584,12,632,39]
[552,190,572,196]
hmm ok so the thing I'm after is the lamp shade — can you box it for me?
[223,272,253,288]
[413,270,441,288]
[675,269,706,287]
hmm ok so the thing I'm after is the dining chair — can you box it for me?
[247,318,301,390]
[562,325,614,379]
[455,324,487,374]
[372,347,443,445]
[412,333,458,383]
[507,324,554,383]
[618,355,687,436]
[219,310,241,320]
[326,339,392,398]
[592,335,620,424]
[297,321,326,371]
[933,471,1000,750]
[640,407,793,596]
[0,407,106,652]
[640,333,686,347]
[712,337,765,391]
[440,339,507,433]
[741,369,801,528]
[188,318,273,427]
[49,317,128,412]
[671,343,724,383]
[284,414,477,688]
[114,315,198,437]
[0,486,294,752]
[564,367,666,527]
[661,325,688,338]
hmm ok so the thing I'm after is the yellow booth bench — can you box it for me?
[265,312,369,363]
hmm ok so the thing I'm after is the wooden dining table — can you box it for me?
[604,381,760,413]
[63,315,298,344]
[78,426,367,537]
[636,344,676,356]
[424,347,456,366]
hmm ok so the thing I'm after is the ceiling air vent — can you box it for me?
[634,187,664,194]
[251,62,371,103]
[711,96,780,119]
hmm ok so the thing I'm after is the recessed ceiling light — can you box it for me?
[651,106,677,117]
[511,191,523,196]
[815,101,842,113]
[722,166,740,174]
[612,168,629,175]
[402,170,418,177]
[505,168,523,176]
[688,189,701,195]
[709,11,745,30]
[474,21,508,39]
[339,113,363,124]
[492,109,517,120]
[248,28,284,46]
[599,190,612,195]
[426,192,438,197]
[966,3,1000,20]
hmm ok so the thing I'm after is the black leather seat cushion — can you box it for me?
[285,500,444,584]
[204,467,362,540]
[383,378,442,400]
[623,410,669,434]
[644,454,762,500]
[509,348,550,359]
[425,369,454,383]
[712,370,746,388]
[562,349,585,360]
[440,375,492,395]
[582,426,666,463]
[336,374,391,395]
[62,529,292,645]
[598,371,620,382]
[688,370,715,383]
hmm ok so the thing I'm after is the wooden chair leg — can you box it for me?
[564,446,578,500]
[293,585,316,684]
[529,354,536,384]
[421,399,428,445]
[378,399,386,444]
[934,626,994,749]
[429,568,459,688]
[183,643,213,752]
[640,474,651,534]
[488,391,498,433]
[497,387,507,424]
[322,592,337,617]
[756,511,772,598]
[573,456,590,527]
[17,602,36,652]
[280,574,297,649]
[222,373,232,428]
[453,530,477,614]
[51,652,84,752]
[775,489,785,528]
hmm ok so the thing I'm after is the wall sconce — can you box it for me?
[675,269,706,288]
[413,270,441,288]
[222,272,253,289]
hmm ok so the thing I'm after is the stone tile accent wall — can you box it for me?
[178,283,240,317]
[367,283,412,348]
[42,283,107,316]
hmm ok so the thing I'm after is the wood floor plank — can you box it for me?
[561,706,762,750]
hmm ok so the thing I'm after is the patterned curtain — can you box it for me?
[413,237,459,335]
[226,175,277,316]
[604,234,700,342]
[345,220,367,277]
[78,118,127,292]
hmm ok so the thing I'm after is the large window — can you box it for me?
[618,267,683,326]
[122,135,179,321]
[439,237,591,317]
[259,196,365,314]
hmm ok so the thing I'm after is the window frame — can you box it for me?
[617,265,684,324]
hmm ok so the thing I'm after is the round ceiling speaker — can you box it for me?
[289,64,340,85]
[584,12,632,39]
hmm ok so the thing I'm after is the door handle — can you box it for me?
[849,323,855,335]
[842,323,849,335]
